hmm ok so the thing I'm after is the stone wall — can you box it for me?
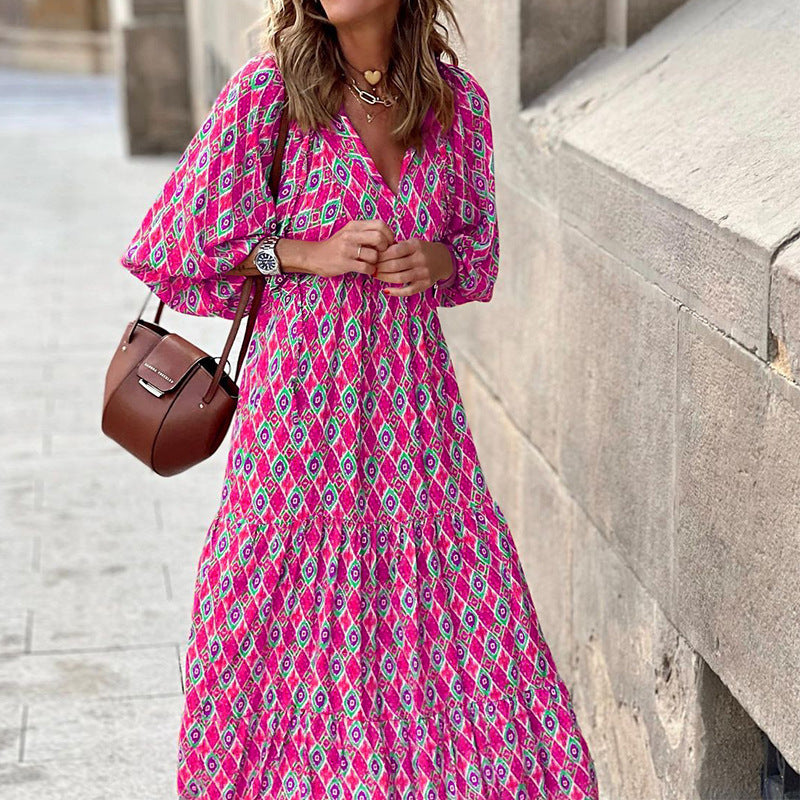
[122,0,800,795]
[463,0,799,795]
[0,0,111,73]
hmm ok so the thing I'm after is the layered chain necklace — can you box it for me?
[340,56,398,123]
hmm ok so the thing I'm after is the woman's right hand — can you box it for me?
[310,219,396,279]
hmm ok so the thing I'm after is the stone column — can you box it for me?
[112,0,194,155]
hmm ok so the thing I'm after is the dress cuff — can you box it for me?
[435,241,459,291]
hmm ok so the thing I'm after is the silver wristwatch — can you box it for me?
[253,234,283,277]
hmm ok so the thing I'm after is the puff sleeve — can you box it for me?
[433,66,500,308]
[120,52,287,319]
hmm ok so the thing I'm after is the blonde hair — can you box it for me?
[251,0,465,151]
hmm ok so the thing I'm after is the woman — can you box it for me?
[121,0,599,797]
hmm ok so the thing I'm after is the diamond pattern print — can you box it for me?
[121,50,599,800]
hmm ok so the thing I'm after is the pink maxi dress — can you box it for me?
[121,50,599,800]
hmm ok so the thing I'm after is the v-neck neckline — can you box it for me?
[337,101,418,203]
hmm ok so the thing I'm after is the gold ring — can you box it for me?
[357,243,363,260]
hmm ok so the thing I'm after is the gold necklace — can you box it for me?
[342,56,388,90]
[344,81,393,123]
[340,60,397,123]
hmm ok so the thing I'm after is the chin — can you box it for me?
[319,0,392,27]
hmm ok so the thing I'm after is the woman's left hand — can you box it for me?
[372,239,453,297]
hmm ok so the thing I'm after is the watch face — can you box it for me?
[255,248,279,275]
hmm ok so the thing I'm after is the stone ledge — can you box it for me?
[769,235,800,383]
[560,142,769,356]
[518,0,800,363]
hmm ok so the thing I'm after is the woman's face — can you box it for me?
[318,0,400,29]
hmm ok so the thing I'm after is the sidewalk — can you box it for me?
[0,68,237,798]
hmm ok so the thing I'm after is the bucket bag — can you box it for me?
[101,107,290,477]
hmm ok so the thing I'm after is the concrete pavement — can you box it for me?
[0,67,239,798]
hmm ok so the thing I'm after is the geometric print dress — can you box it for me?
[120,49,599,800]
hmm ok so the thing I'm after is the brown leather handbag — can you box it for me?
[102,107,290,477]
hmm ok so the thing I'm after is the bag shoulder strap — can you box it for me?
[204,103,291,403]
[230,103,290,383]
[269,102,290,200]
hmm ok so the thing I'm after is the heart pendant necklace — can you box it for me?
[343,55,388,89]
